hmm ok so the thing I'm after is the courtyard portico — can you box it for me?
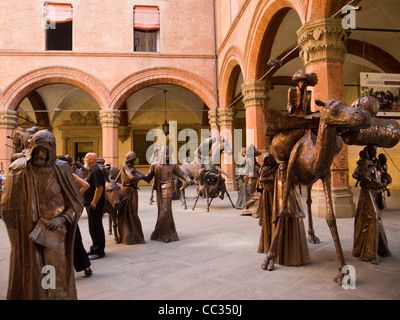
[0,0,399,215]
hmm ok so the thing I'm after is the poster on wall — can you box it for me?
[360,72,400,117]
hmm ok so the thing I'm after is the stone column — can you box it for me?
[99,109,120,167]
[208,108,219,138]
[241,80,270,160]
[218,107,236,191]
[0,110,19,174]
[297,17,355,218]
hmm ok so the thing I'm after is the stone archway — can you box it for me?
[1,66,110,111]
[109,67,216,111]
[244,0,305,82]
[0,67,110,170]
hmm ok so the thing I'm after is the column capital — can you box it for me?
[241,80,270,110]
[297,17,350,67]
[208,109,218,128]
[99,109,120,128]
[218,108,235,127]
[0,110,19,129]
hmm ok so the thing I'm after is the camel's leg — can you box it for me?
[322,175,346,285]
[306,185,320,244]
[262,215,284,271]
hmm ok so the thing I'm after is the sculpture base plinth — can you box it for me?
[311,186,356,218]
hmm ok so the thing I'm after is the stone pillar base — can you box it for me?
[311,186,356,218]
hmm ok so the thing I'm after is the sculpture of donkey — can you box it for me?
[103,178,122,243]
[177,137,235,210]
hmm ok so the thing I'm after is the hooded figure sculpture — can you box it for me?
[0,129,83,300]
[144,146,193,242]
[117,151,146,245]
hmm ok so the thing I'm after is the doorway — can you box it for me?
[75,142,93,164]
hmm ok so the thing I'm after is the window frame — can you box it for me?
[133,6,160,53]
[43,2,74,51]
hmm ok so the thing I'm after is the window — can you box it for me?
[132,130,155,165]
[44,3,73,50]
[75,142,93,164]
[134,6,160,52]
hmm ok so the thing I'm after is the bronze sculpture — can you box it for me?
[341,95,399,265]
[177,137,235,211]
[0,129,83,299]
[287,69,318,116]
[117,151,146,245]
[144,146,193,242]
[234,161,249,210]
[240,145,262,218]
[263,98,372,284]
[352,146,391,264]
[103,177,122,243]
[377,153,392,209]
[257,152,279,255]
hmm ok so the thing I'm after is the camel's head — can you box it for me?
[316,99,372,132]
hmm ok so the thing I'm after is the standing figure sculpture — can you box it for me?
[352,145,391,264]
[234,160,249,210]
[377,153,392,210]
[144,146,193,243]
[257,152,279,255]
[117,151,146,245]
[241,145,262,218]
[0,129,83,300]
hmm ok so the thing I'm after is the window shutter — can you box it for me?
[134,6,160,30]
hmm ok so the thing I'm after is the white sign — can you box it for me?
[360,72,400,116]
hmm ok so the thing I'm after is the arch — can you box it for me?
[1,66,110,111]
[25,91,50,127]
[218,45,245,108]
[347,39,400,74]
[109,67,216,111]
[244,0,305,81]
[305,0,351,21]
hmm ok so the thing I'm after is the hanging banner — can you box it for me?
[360,72,400,117]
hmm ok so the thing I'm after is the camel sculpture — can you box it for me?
[262,99,372,284]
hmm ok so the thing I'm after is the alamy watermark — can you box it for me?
[341,5,360,30]
[145,121,256,175]
[341,265,356,289]
[41,265,56,290]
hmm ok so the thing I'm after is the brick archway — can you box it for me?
[219,45,244,108]
[1,66,110,111]
[305,0,350,21]
[244,0,305,81]
[109,67,216,111]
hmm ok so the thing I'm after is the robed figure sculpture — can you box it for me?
[0,130,83,300]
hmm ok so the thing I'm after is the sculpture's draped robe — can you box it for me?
[117,164,145,245]
[1,158,83,300]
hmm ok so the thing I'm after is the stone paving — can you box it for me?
[0,186,399,300]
